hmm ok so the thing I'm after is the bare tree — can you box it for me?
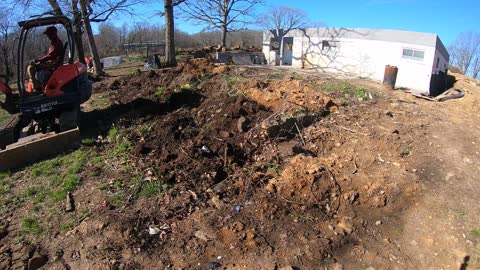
[449,32,480,78]
[179,0,263,48]
[96,22,121,57]
[472,56,480,79]
[257,5,307,65]
[0,13,16,84]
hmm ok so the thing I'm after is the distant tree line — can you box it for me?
[449,32,480,79]
[94,22,263,58]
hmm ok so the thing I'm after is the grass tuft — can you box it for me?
[155,86,165,97]
[138,182,166,198]
[22,216,42,234]
[321,82,368,98]
[31,159,61,177]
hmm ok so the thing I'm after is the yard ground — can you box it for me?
[0,58,479,269]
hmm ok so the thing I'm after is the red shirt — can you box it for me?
[38,36,64,63]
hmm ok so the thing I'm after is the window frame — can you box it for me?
[402,48,425,62]
[322,40,340,51]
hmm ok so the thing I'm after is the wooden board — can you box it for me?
[0,128,80,171]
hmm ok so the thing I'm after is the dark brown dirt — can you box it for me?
[2,59,479,269]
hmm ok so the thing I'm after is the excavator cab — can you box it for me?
[0,15,92,170]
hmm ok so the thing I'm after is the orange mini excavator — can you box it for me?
[0,15,92,170]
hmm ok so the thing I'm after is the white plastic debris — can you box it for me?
[201,145,211,153]
[148,225,161,235]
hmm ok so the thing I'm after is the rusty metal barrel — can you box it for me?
[383,65,398,90]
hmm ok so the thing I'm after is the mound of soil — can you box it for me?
[267,155,340,206]
[241,79,338,113]
[1,60,428,269]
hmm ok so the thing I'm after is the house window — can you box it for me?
[402,48,425,61]
[436,57,440,68]
[322,40,339,50]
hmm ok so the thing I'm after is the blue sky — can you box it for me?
[114,0,478,46]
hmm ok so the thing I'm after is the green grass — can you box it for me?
[138,182,165,198]
[268,72,283,80]
[108,126,120,141]
[81,138,96,146]
[58,208,92,233]
[472,228,480,238]
[22,216,42,234]
[154,86,165,97]
[451,208,466,218]
[266,162,282,177]
[107,192,125,209]
[48,189,66,203]
[321,82,368,98]
[88,94,110,110]
[31,159,61,177]
[97,183,110,191]
[225,76,239,96]
[26,149,89,205]
[24,185,44,198]
[107,126,132,157]
[0,172,12,195]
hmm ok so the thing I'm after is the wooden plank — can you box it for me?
[0,128,80,171]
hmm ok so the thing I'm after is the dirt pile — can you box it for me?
[267,155,340,206]
[0,60,432,269]
[82,61,359,268]
[241,79,338,113]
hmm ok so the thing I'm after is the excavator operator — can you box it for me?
[27,26,64,91]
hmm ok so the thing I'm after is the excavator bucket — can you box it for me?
[0,128,80,171]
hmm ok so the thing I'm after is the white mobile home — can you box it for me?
[263,28,449,95]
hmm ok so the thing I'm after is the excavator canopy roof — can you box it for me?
[18,15,71,29]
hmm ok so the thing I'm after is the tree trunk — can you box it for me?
[221,25,227,48]
[220,0,228,47]
[279,36,284,66]
[164,0,176,67]
[48,0,63,15]
[71,0,85,64]
[80,0,103,76]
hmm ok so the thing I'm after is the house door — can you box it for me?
[283,37,294,66]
